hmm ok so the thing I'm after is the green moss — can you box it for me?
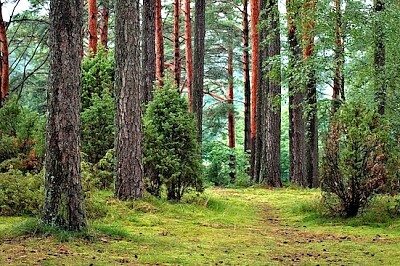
[1,188,400,265]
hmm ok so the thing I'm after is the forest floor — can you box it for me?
[1,187,400,265]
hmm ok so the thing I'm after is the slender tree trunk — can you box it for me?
[192,0,206,144]
[0,2,9,105]
[331,0,345,115]
[155,0,165,87]
[243,0,251,153]
[142,0,156,104]
[250,0,260,181]
[173,0,181,87]
[257,0,282,187]
[43,0,86,231]
[88,0,98,55]
[287,0,305,186]
[115,0,144,200]
[302,0,319,188]
[374,0,386,116]
[184,0,193,108]
[227,45,236,183]
[99,0,110,49]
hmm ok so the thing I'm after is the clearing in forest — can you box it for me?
[1,188,400,265]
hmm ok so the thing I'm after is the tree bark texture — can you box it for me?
[43,0,86,231]
[331,0,345,115]
[115,0,144,200]
[257,0,282,187]
[287,0,306,186]
[99,0,110,49]
[243,0,251,153]
[142,0,156,104]
[250,0,260,153]
[173,0,181,87]
[302,0,319,188]
[155,0,165,87]
[0,2,9,105]
[184,0,193,108]
[374,0,386,116]
[88,0,98,55]
[192,0,206,144]
[227,46,236,183]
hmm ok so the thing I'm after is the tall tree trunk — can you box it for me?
[302,0,319,188]
[331,0,345,115]
[184,0,193,108]
[88,0,98,55]
[257,0,282,187]
[227,45,236,183]
[142,0,156,104]
[250,0,260,181]
[43,0,86,231]
[155,0,165,87]
[115,0,144,200]
[287,0,305,186]
[0,2,9,106]
[374,0,386,116]
[243,0,251,153]
[192,0,206,144]
[173,0,181,87]
[99,0,110,49]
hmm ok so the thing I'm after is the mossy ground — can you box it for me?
[1,188,400,265]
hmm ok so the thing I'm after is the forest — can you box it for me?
[0,0,400,264]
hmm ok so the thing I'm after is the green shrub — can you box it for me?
[0,170,44,216]
[203,142,250,187]
[321,102,391,217]
[0,99,45,172]
[143,77,203,201]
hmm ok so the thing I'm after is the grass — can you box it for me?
[0,188,400,265]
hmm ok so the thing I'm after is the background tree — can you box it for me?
[43,0,86,230]
[0,2,9,106]
[114,0,143,200]
[255,0,282,187]
[192,0,206,143]
[88,0,97,55]
[142,0,156,104]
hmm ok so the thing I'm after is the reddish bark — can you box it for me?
[99,0,109,49]
[173,0,181,87]
[0,3,9,104]
[155,0,165,87]
[227,46,236,183]
[88,0,98,55]
[243,0,251,153]
[184,0,193,108]
[250,0,259,142]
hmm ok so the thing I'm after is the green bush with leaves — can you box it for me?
[0,99,45,172]
[81,47,115,163]
[321,102,393,217]
[0,170,44,216]
[203,141,250,187]
[81,47,114,110]
[143,77,203,201]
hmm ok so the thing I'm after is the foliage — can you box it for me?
[81,93,115,163]
[203,141,250,187]
[81,48,115,163]
[321,102,392,217]
[81,47,115,110]
[0,170,44,216]
[143,77,203,201]
[0,99,45,172]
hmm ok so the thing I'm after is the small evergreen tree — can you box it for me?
[321,102,390,217]
[143,77,203,201]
